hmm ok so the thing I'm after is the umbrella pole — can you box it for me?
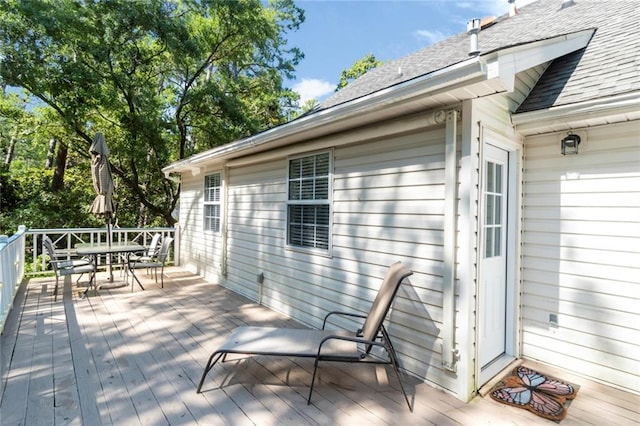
[107,216,113,282]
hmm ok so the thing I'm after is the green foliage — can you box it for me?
[0,0,305,226]
[336,53,382,92]
[0,164,94,234]
[299,98,320,115]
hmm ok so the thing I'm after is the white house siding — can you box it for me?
[332,127,455,391]
[217,118,464,395]
[521,120,640,393]
[178,169,224,280]
[224,160,287,303]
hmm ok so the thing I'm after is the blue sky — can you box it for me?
[286,0,536,103]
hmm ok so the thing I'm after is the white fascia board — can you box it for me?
[162,59,486,176]
[163,30,596,177]
[512,91,640,133]
[485,29,595,91]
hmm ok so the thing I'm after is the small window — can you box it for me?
[287,152,331,251]
[204,173,221,232]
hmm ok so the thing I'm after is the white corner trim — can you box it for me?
[442,109,459,372]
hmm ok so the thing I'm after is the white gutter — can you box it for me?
[164,29,595,179]
[512,91,640,134]
[163,57,486,178]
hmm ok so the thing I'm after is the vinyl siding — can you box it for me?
[521,120,640,393]
[178,169,224,279]
[507,63,550,112]
[333,129,453,390]
[215,119,460,393]
[225,160,286,302]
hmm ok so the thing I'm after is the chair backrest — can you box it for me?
[43,236,62,272]
[156,236,174,263]
[146,233,162,257]
[42,235,57,258]
[360,261,413,353]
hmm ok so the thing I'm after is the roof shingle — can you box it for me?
[317,0,640,114]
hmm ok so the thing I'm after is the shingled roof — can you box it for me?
[319,0,640,114]
[163,0,639,175]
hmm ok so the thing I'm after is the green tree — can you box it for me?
[0,91,100,234]
[0,0,304,226]
[336,53,382,92]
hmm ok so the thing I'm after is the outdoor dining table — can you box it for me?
[75,242,145,295]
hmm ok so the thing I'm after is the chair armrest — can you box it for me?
[316,334,388,359]
[322,311,367,330]
[128,251,155,265]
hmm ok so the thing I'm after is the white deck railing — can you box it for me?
[0,225,178,333]
[26,227,179,275]
[0,226,27,334]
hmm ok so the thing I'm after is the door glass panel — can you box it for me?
[484,160,504,259]
[494,227,501,256]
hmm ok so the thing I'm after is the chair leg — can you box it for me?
[381,326,413,412]
[54,275,60,301]
[81,269,97,299]
[307,356,322,405]
[197,352,224,393]
[128,266,145,291]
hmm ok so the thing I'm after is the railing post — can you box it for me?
[0,226,26,334]
[174,224,180,266]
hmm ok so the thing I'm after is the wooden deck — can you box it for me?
[1,268,638,425]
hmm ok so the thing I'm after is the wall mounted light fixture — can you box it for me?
[561,132,581,155]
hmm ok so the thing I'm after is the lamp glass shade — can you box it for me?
[561,134,581,155]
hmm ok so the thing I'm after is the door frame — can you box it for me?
[476,129,521,387]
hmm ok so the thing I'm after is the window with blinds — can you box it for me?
[204,173,221,232]
[287,152,331,250]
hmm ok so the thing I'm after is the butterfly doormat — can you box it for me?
[489,366,578,422]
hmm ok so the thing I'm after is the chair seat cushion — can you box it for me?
[58,264,96,276]
[56,259,92,268]
[130,261,160,269]
[218,326,361,359]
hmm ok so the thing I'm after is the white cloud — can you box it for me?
[292,78,334,104]
[413,29,447,45]
[457,2,475,10]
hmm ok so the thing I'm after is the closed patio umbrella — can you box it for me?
[89,132,116,280]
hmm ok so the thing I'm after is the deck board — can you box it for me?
[1,268,639,425]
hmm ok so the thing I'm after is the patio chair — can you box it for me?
[127,233,161,262]
[42,235,96,300]
[196,261,414,411]
[120,232,162,277]
[127,236,173,290]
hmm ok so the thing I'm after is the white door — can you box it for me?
[479,144,509,369]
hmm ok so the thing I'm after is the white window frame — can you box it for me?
[203,172,222,233]
[286,150,333,254]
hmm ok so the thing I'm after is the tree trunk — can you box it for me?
[45,138,56,169]
[4,135,17,165]
[51,141,68,192]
